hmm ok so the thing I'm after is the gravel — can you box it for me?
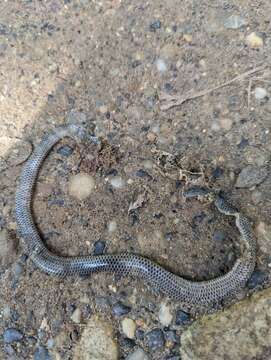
[247,270,266,289]
[57,145,74,157]
[3,328,24,343]
[112,302,131,317]
[33,345,52,360]
[126,348,149,360]
[175,310,190,326]
[145,328,165,351]
[93,240,106,255]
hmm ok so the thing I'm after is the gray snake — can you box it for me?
[15,124,256,308]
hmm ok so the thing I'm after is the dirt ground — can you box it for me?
[0,1,271,359]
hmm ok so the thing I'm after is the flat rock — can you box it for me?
[73,316,118,360]
[235,165,268,188]
[181,288,271,360]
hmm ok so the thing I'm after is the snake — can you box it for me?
[15,123,256,309]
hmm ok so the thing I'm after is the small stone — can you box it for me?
[122,318,137,339]
[110,176,126,189]
[57,145,74,157]
[219,117,233,131]
[150,20,162,31]
[254,87,267,100]
[164,330,180,344]
[183,34,193,43]
[93,240,106,255]
[69,173,95,200]
[67,110,87,124]
[3,328,23,343]
[108,220,117,233]
[235,165,268,188]
[34,345,52,360]
[251,190,263,205]
[135,169,150,178]
[212,167,224,179]
[112,302,131,317]
[166,356,181,360]
[156,59,167,73]
[73,316,118,360]
[145,328,165,351]
[244,147,269,166]
[175,310,190,325]
[126,348,149,360]
[213,230,225,241]
[158,303,173,326]
[223,15,247,29]
[246,32,264,48]
[146,132,157,143]
[71,308,81,324]
[247,270,266,289]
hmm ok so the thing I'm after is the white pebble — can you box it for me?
[126,348,149,360]
[158,302,173,326]
[69,173,95,200]
[122,318,136,339]
[156,59,167,73]
[110,176,126,189]
[108,220,117,233]
[71,308,81,324]
[254,87,267,100]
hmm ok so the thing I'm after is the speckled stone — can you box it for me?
[181,288,271,360]
[235,165,268,188]
[145,328,165,351]
[3,328,23,343]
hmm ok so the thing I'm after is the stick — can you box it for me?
[160,65,267,111]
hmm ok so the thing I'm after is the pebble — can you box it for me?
[247,270,266,289]
[251,190,263,205]
[166,356,181,360]
[235,165,268,188]
[112,302,131,317]
[175,310,190,325]
[223,15,247,29]
[67,110,87,124]
[156,59,167,73]
[122,318,137,339]
[158,303,173,326]
[69,173,95,200]
[219,117,233,131]
[164,330,180,345]
[108,220,117,233]
[145,328,165,351]
[3,328,23,343]
[246,32,264,48]
[150,20,162,31]
[126,348,149,360]
[254,87,267,100]
[57,145,74,157]
[212,167,224,179]
[33,345,52,360]
[71,308,82,324]
[93,240,106,255]
[213,230,225,241]
[135,169,150,178]
[244,147,269,167]
[146,132,157,143]
[110,176,126,189]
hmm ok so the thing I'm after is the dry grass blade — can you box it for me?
[160,65,267,111]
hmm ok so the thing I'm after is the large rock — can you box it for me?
[181,288,271,360]
[73,316,118,360]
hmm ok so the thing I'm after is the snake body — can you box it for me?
[15,124,256,308]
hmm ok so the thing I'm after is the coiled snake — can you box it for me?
[15,124,256,308]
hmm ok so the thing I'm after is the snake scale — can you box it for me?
[15,123,256,308]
